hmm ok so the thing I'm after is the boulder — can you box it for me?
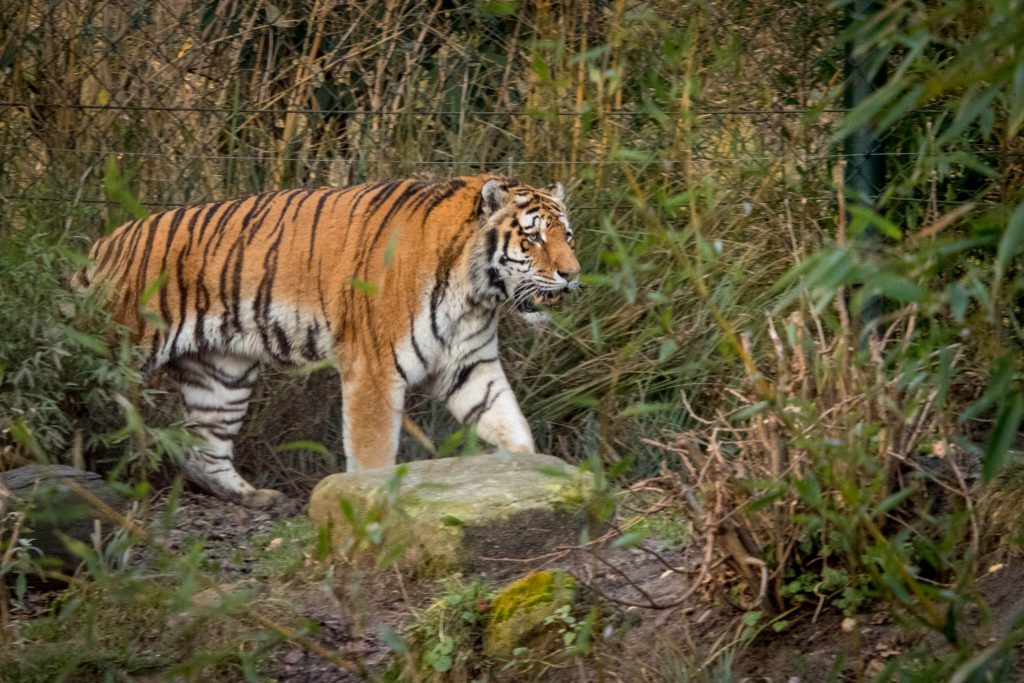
[484,569,578,660]
[0,464,126,572]
[308,453,594,574]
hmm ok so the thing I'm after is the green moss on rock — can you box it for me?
[484,570,577,659]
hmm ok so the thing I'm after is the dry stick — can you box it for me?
[57,478,364,676]
[574,547,686,610]
[386,0,444,115]
[401,415,437,457]
[277,0,328,186]
[603,520,688,576]
[570,0,589,172]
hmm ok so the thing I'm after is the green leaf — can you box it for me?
[658,339,678,364]
[479,0,517,17]
[338,497,356,524]
[276,440,330,457]
[741,610,762,627]
[440,514,464,527]
[431,653,452,673]
[103,156,148,221]
[612,529,646,549]
[139,271,169,307]
[381,625,408,654]
[731,401,769,422]
[872,487,913,517]
[962,357,1014,422]
[995,203,1024,284]
[945,282,969,322]
[349,278,378,295]
[847,205,902,240]
[982,393,1024,482]
[868,273,925,304]
[620,402,675,417]
[63,328,110,357]
[315,526,332,561]
[937,85,999,146]
[531,54,550,82]
[831,80,907,143]
[383,227,400,268]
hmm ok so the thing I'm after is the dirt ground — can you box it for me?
[12,484,1024,682]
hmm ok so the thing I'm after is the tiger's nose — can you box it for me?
[557,268,579,282]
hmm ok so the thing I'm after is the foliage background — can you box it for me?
[1,0,1023,679]
[0,0,848,488]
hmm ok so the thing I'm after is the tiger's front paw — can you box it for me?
[241,488,288,509]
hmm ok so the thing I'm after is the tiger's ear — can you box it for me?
[546,182,565,202]
[481,179,509,216]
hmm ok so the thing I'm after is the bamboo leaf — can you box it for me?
[982,393,1024,482]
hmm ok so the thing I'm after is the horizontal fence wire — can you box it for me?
[0,101,872,117]
[3,193,997,211]
[2,144,985,164]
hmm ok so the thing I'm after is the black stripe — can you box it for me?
[194,415,246,428]
[363,180,405,220]
[392,349,408,383]
[249,188,303,245]
[410,325,427,367]
[307,189,336,266]
[96,219,135,272]
[303,321,322,361]
[134,212,167,312]
[462,381,497,423]
[195,452,233,461]
[194,200,226,244]
[419,179,466,228]
[175,374,213,391]
[183,402,249,413]
[192,357,259,388]
[461,330,496,360]
[445,357,498,400]
[291,188,318,222]
[208,430,237,442]
[361,181,425,268]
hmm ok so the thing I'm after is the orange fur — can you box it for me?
[78,174,580,504]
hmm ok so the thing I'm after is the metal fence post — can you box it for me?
[844,0,887,328]
[843,0,886,209]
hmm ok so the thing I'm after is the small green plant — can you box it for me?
[385,578,492,682]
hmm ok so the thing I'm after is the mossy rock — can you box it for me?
[0,464,126,572]
[484,570,578,660]
[307,453,596,574]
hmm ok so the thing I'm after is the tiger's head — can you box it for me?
[478,177,581,325]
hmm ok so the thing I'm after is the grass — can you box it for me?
[0,577,295,682]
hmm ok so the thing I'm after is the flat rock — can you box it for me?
[0,464,126,571]
[308,453,594,574]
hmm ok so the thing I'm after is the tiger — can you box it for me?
[73,174,581,508]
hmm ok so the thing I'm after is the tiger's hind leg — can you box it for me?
[168,352,286,509]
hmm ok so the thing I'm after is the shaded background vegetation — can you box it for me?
[2,0,1024,679]
[0,0,844,487]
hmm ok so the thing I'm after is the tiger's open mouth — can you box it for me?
[516,291,563,313]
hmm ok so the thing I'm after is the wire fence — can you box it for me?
[0,0,1009,227]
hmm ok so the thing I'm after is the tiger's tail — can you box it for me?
[68,266,92,292]
[62,264,95,318]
